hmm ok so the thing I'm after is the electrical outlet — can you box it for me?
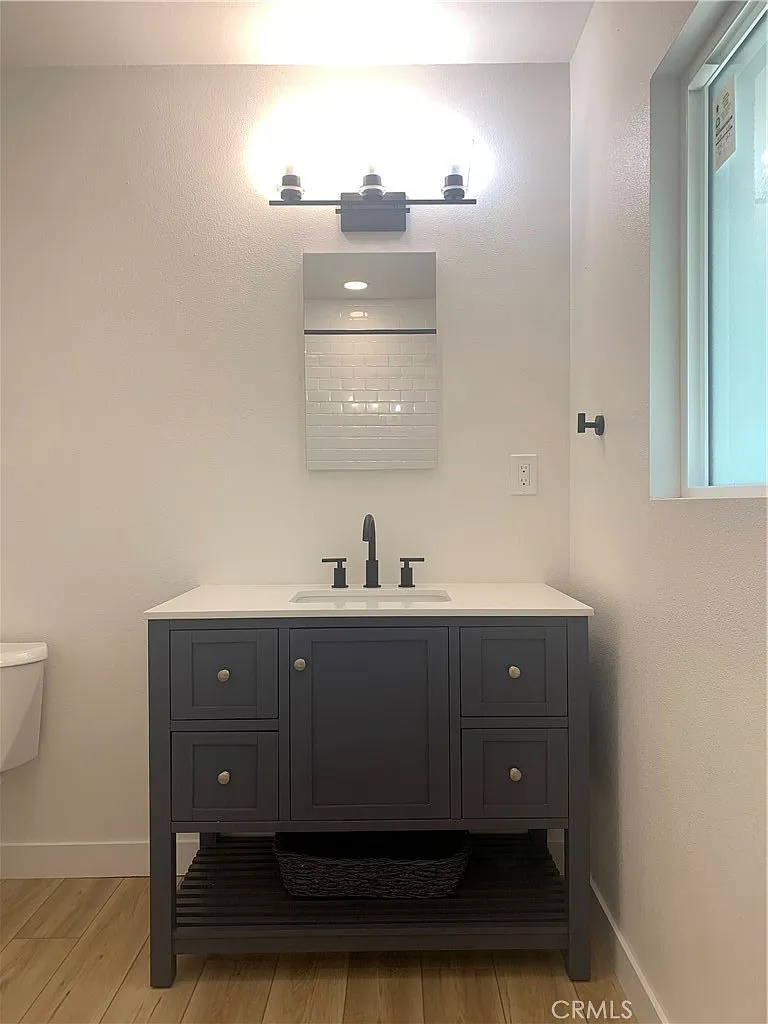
[510,454,538,495]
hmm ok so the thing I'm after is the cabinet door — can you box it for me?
[172,731,278,822]
[461,728,567,818]
[290,628,450,821]
[170,629,278,720]
[460,626,567,717]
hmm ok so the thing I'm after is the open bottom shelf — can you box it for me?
[174,833,567,955]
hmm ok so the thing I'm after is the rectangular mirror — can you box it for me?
[303,252,438,470]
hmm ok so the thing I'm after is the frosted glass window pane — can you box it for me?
[709,20,768,485]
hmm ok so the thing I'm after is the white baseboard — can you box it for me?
[591,880,669,1024]
[0,837,199,878]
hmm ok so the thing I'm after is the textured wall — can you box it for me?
[1,64,571,856]
[570,5,767,1022]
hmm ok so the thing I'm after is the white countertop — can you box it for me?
[145,583,593,619]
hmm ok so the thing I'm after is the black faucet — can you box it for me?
[362,514,380,588]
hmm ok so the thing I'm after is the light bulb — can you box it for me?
[442,164,466,201]
[359,167,386,200]
[279,164,303,202]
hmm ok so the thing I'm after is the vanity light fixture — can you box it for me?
[344,281,368,291]
[270,164,476,232]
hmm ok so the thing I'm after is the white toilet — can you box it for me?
[0,642,47,773]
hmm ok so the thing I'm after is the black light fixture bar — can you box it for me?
[268,198,477,206]
[270,199,342,206]
[304,328,437,336]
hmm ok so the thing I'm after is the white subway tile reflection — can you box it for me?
[305,333,439,470]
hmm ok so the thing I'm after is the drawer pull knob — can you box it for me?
[217,770,231,785]
[216,668,230,683]
[509,767,523,782]
[507,665,521,679]
[293,658,307,672]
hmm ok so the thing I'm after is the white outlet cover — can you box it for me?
[510,454,538,495]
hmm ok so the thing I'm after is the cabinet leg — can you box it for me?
[149,830,176,988]
[564,617,590,982]
[148,622,177,988]
[565,939,591,982]
[563,826,591,981]
[150,941,176,988]
[528,828,548,850]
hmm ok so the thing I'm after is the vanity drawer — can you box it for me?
[461,728,567,818]
[460,626,567,717]
[170,629,278,720]
[172,731,278,822]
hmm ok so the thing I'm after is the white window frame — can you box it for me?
[682,1,768,498]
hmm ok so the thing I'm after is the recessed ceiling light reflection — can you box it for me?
[348,310,369,319]
[344,281,368,291]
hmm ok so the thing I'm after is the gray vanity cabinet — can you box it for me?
[289,628,450,821]
[148,614,589,989]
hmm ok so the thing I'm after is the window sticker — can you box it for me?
[713,76,736,171]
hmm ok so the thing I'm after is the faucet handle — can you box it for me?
[399,557,425,589]
[321,557,348,589]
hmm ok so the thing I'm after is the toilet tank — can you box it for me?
[0,642,47,772]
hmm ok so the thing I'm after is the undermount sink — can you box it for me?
[290,588,452,604]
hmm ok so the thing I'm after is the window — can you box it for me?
[685,5,768,494]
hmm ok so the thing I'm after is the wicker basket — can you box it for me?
[274,831,470,899]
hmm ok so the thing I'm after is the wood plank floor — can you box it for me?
[1,878,633,1023]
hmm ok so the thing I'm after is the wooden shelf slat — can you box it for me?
[174,834,567,951]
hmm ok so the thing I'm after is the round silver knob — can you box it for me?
[217,668,230,683]
[217,770,231,785]
[293,658,307,672]
[509,767,522,782]
[507,665,521,679]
